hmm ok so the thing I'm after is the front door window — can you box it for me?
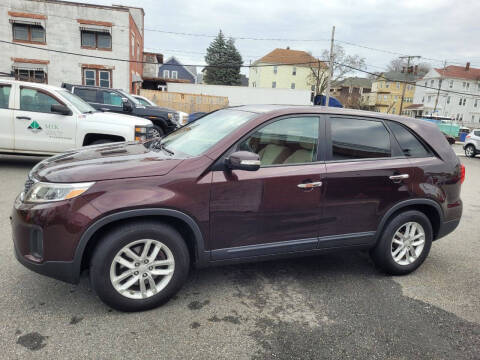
[239,117,319,166]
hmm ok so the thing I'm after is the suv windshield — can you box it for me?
[59,90,96,113]
[160,109,256,156]
[117,90,144,107]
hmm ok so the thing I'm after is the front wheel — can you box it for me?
[370,210,433,275]
[465,144,476,158]
[89,221,190,312]
[151,125,165,138]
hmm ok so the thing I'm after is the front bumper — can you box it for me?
[11,194,98,284]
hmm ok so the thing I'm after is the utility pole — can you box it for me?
[325,25,335,107]
[398,55,421,115]
[433,60,447,114]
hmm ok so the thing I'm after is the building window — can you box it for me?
[384,95,388,100]
[394,95,398,101]
[12,23,45,44]
[137,41,140,61]
[14,68,47,83]
[475,99,478,108]
[81,31,111,50]
[272,81,276,88]
[449,80,453,88]
[421,97,424,103]
[428,95,432,102]
[424,81,427,87]
[462,82,466,89]
[292,67,296,76]
[396,82,400,89]
[273,66,278,74]
[385,82,390,88]
[430,79,434,86]
[171,71,178,79]
[447,96,450,104]
[466,82,470,90]
[83,68,111,87]
[463,98,467,106]
[291,83,295,89]
[379,82,383,88]
[163,70,170,78]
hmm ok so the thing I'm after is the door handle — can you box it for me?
[297,181,322,189]
[389,174,409,181]
[16,116,31,120]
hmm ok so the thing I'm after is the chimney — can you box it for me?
[466,62,470,71]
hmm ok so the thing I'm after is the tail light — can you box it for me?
[466,135,471,139]
[460,164,465,184]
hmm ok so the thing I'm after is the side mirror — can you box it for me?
[122,98,133,112]
[226,151,261,171]
[51,104,72,115]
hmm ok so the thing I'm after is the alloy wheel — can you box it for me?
[465,146,474,157]
[109,239,175,300]
[391,222,426,266]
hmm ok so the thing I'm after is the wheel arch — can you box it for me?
[375,199,443,244]
[74,209,209,281]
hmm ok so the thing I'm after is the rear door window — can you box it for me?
[0,85,11,109]
[329,117,391,160]
[74,88,97,103]
[388,122,431,158]
[474,130,480,137]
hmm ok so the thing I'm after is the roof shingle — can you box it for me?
[254,48,320,67]
[435,65,480,81]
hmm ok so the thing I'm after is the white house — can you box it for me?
[0,0,144,93]
[408,63,480,125]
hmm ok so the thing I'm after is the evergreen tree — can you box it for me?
[204,30,243,85]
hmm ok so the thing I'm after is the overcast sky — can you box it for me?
[74,0,480,76]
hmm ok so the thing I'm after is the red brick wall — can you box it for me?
[129,14,143,94]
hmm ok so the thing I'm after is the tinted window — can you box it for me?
[0,85,11,109]
[20,88,61,113]
[74,88,97,103]
[102,91,123,106]
[474,131,480,137]
[239,117,319,166]
[330,117,391,160]
[388,122,430,158]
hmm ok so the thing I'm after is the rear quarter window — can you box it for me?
[474,131,480,137]
[388,122,431,158]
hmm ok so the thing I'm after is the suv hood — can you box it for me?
[32,142,183,183]
[85,111,152,126]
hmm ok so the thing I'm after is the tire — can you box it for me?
[89,221,190,312]
[370,210,433,275]
[151,125,165,138]
[465,144,476,158]
[90,139,112,145]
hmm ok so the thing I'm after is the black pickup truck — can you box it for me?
[62,84,178,137]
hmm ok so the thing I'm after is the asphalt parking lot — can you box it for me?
[0,144,479,359]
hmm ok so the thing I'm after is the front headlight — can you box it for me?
[135,125,153,140]
[24,182,95,203]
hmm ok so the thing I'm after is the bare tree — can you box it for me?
[387,58,431,75]
[308,45,366,96]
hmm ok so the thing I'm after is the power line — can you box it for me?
[2,4,478,67]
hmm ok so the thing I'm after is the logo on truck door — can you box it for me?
[27,121,42,133]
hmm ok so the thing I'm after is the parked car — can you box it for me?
[62,84,178,137]
[132,95,189,127]
[12,105,464,312]
[0,79,153,156]
[464,129,480,157]
[442,132,456,145]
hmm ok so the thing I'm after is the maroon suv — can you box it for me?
[12,105,464,312]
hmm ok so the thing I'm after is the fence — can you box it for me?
[139,89,229,113]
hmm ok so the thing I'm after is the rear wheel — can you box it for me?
[370,210,432,275]
[89,221,190,312]
[465,144,476,157]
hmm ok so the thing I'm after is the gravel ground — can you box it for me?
[0,146,479,359]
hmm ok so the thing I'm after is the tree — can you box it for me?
[308,44,366,96]
[386,58,431,75]
[204,30,243,85]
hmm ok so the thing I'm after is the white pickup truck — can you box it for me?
[0,79,153,156]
